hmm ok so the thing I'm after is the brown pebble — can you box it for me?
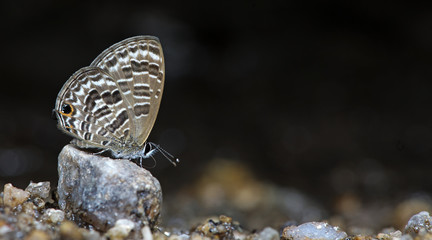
[17,213,35,233]
[349,236,375,240]
[22,201,37,217]
[25,230,50,240]
[60,221,83,240]
[3,183,30,208]
[32,197,46,209]
[219,215,232,223]
[194,215,236,239]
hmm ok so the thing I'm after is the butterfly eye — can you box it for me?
[60,103,74,116]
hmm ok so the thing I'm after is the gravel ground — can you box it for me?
[1,158,432,239]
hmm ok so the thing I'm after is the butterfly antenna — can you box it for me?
[149,142,180,167]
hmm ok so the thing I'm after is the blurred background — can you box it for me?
[1,0,432,233]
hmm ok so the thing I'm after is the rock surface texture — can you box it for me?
[57,144,162,232]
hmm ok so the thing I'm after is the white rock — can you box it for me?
[43,208,65,224]
[283,222,347,240]
[255,227,280,240]
[25,181,51,200]
[405,211,432,234]
[106,219,136,240]
[141,225,153,240]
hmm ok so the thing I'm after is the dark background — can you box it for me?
[1,0,432,228]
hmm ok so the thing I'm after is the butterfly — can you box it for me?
[54,36,178,166]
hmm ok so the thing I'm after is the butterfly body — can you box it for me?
[54,36,165,160]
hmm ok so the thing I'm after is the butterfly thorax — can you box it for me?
[109,137,147,159]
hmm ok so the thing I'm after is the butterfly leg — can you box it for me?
[93,148,110,156]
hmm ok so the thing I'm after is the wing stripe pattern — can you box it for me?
[56,68,130,149]
[90,36,164,146]
[55,36,165,158]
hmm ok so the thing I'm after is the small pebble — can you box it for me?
[255,227,280,240]
[282,222,347,240]
[21,202,37,216]
[105,219,135,240]
[16,212,35,233]
[141,225,153,240]
[24,229,50,240]
[60,221,83,240]
[190,232,207,240]
[25,182,51,200]
[404,211,432,235]
[3,183,30,208]
[219,215,232,224]
[194,215,237,239]
[81,229,102,240]
[376,229,403,239]
[32,197,46,209]
[165,233,190,240]
[43,208,65,224]
[0,220,13,235]
[394,197,432,229]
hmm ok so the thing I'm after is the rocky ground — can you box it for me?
[1,145,432,240]
[1,181,432,240]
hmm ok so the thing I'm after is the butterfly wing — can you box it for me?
[55,67,132,151]
[90,36,165,147]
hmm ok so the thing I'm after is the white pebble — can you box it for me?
[283,222,347,240]
[44,208,65,223]
[106,219,135,240]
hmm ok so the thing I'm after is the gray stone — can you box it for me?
[404,211,432,235]
[282,222,347,240]
[57,144,162,231]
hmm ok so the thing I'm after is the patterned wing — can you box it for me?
[90,36,165,146]
[55,67,132,151]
